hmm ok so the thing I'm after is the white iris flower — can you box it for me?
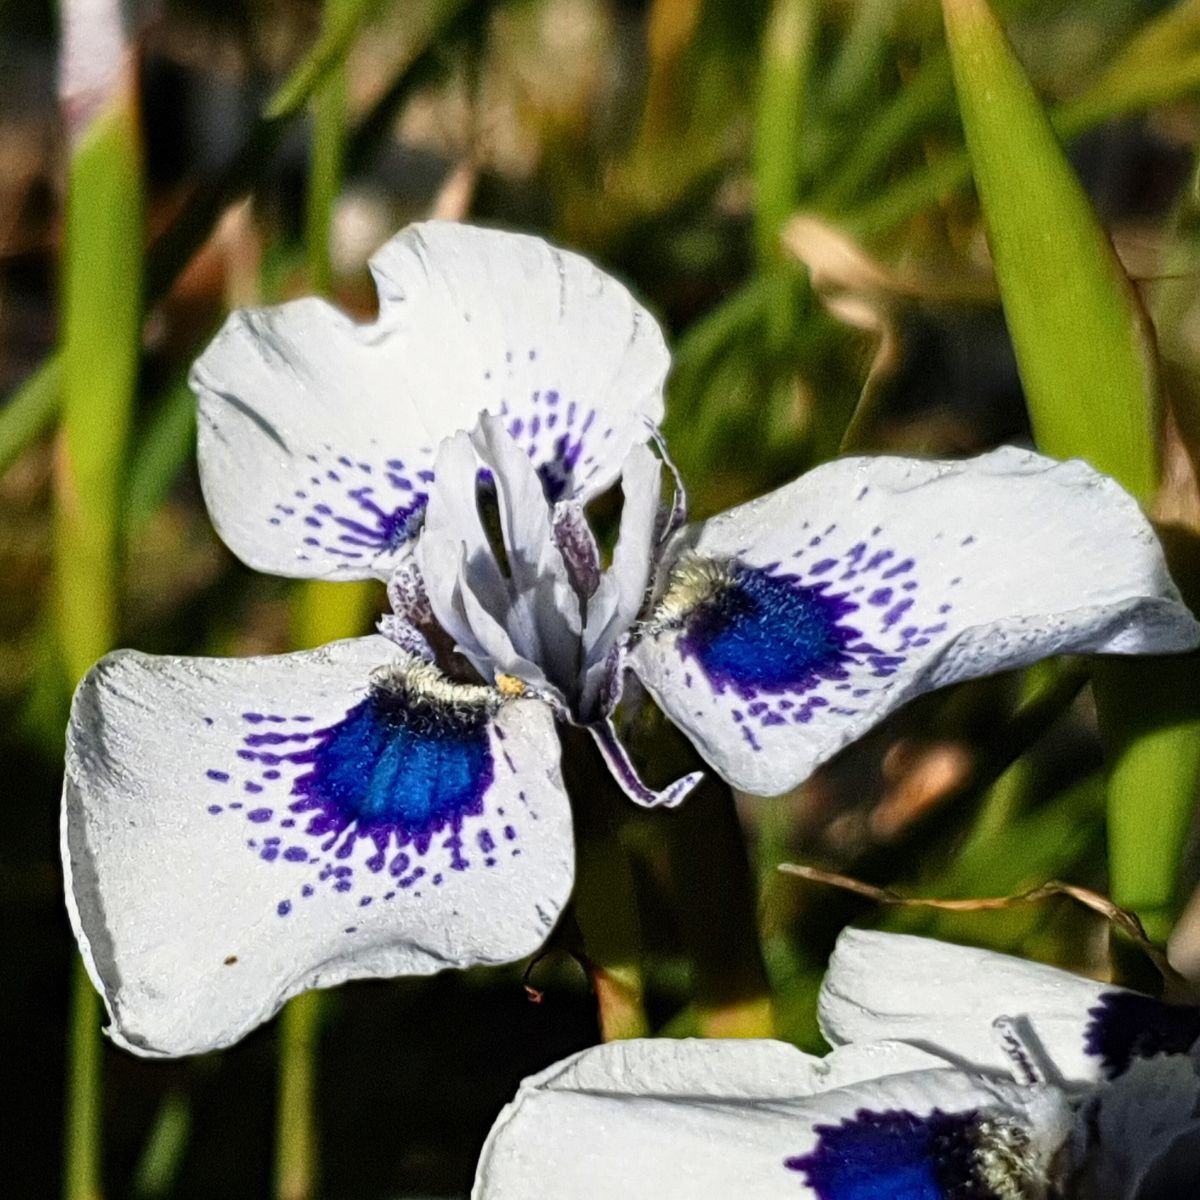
[473,931,1200,1198]
[62,223,1199,1056]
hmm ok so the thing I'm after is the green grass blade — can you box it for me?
[813,54,954,214]
[303,2,351,297]
[1094,657,1200,941]
[0,358,61,479]
[1059,0,1200,134]
[131,1091,191,1199]
[851,1,1200,237]
[753,0,817,266]
[56,103,145,679]
[943,0,1200,941]
[56,5,147,1197]
[264,0,379,121]
[942,0,1159,499]
[124,376,197,533]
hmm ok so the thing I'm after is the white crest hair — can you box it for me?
[643,551,735,633]
[370,654,501,712]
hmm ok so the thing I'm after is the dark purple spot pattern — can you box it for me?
[268,444,432,571]
[264,361,630,568]
[1084,990,1200,1080]
[785,1108,1009,1199]
[496,384,608,502]
[201,687,529,923]
[651,514,972,749]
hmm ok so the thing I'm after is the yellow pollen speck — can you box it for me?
[495,673,526,697]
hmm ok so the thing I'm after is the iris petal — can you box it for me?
[472,1040,1067,1199]
[630,447,1198,797]
[192,222,668,580]
[62,638,573,1056]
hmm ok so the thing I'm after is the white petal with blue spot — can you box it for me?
[192,222,668,580]
[820,929,1200,1087]
[629,447,1199,796]
[62,636,572,1056]
[472,1038,1069,1199]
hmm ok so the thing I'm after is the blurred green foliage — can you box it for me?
[5,0,1200,1195]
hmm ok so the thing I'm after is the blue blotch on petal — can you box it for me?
[785,1108,994,1200]
[287,686,495,861]
[679,565,865,699]
[1084,991,1200,1080]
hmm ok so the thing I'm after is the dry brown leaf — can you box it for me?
[779,862,1197,1001]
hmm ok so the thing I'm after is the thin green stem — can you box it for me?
[275,991,323,1200]
[753,0,816,266]
[124,375,197,532]
[813,54,954,214]
[630,711,775,1038]
[663,776,775,1038]
[821,0,894,116]
[304,33,348,295]
[562,728,650,1041]
[131,1091,191,1199]
[66,961,103,1200]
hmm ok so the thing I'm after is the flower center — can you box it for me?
[659,556,872,700]
[287,667,496,866]
[785,1108,1045,1200]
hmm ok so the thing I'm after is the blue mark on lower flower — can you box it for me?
[289,685,494,865]
[785,1109,998,1200]
[1084,990,1200,1079]
[679,565,868,700]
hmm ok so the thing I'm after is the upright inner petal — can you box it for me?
[193,222,672,581]
[419,418,609,707]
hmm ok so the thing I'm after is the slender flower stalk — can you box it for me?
[563,728,650,1041]
[56,1,145,1196]
[275,990,324,1200]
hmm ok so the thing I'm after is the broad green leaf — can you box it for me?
[944,0,1200,941]
[943,0,1159,499]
